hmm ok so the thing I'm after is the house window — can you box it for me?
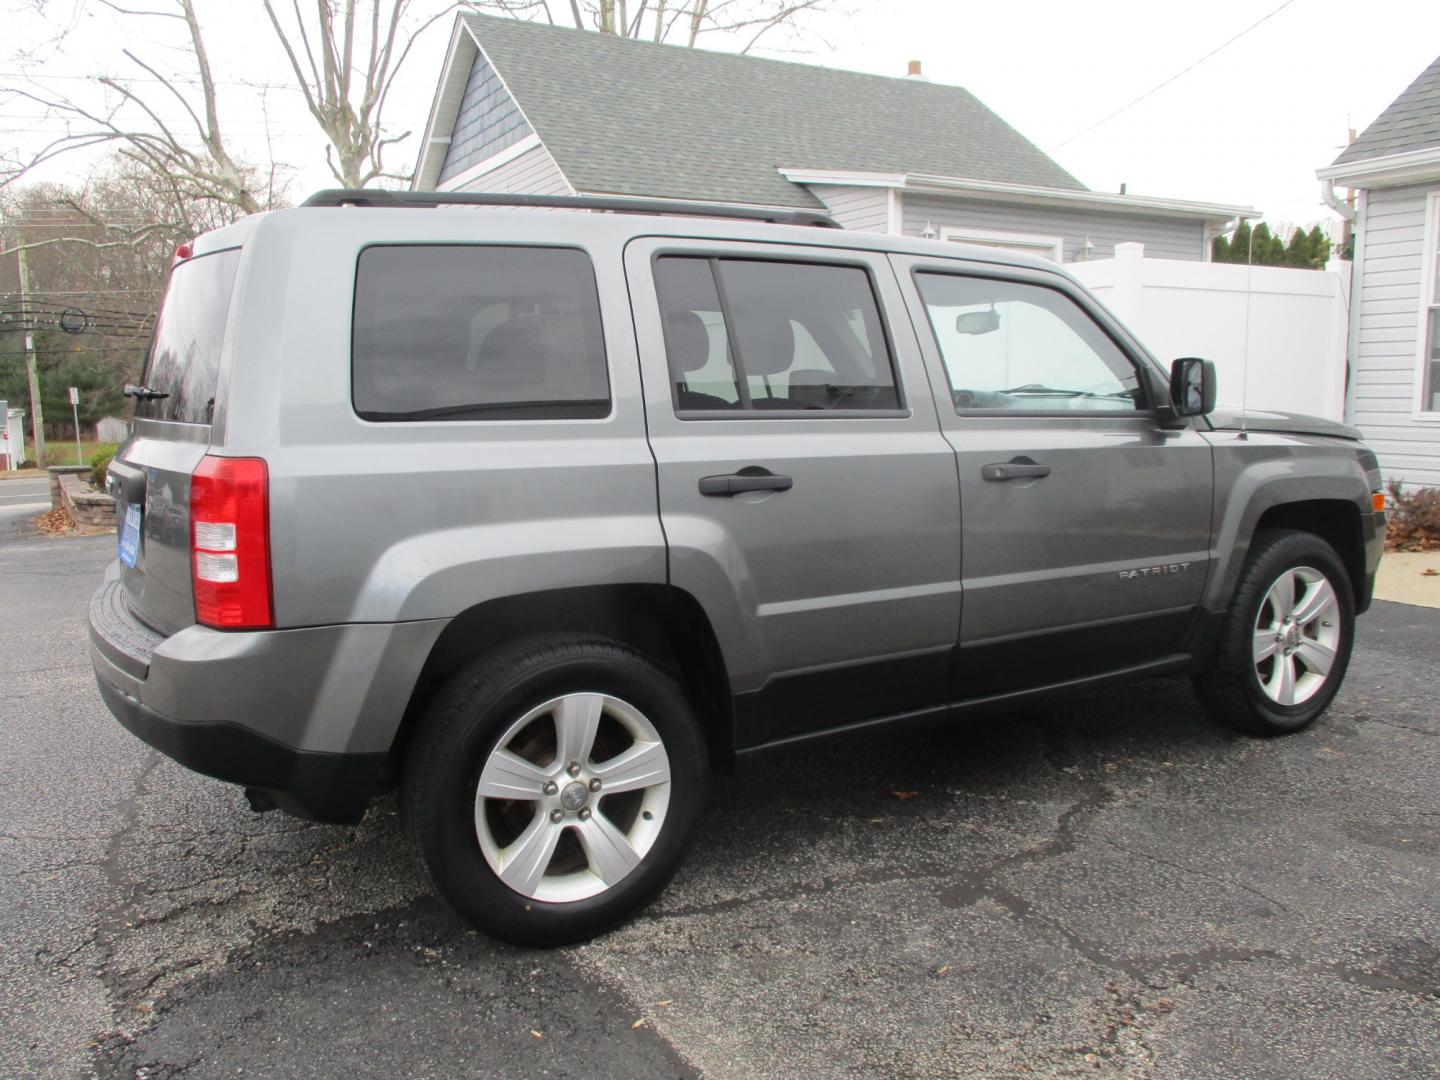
[940,226,1064,262]
[1423,191,1440,415]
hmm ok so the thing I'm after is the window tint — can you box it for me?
[655,256,900,413]
[654,257,741,410]
[137,248,241,423]
[353,245,608,421]
[914,273,1144,414]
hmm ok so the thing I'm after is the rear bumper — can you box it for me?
[88,568,447,822]
[93,675,385,822]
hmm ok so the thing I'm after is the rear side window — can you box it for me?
[137,248,241,423]
[352,245,609,421]
[655,256,901,412]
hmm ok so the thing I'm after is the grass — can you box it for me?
[1,440,118,481]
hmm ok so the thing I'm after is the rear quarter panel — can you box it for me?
[215,210,665,628]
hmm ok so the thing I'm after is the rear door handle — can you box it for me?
[698,467,793,496]
[981,460,1051,482]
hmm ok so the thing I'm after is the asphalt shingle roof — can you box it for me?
[462,13,1085,209]
[1333,53,1440,165]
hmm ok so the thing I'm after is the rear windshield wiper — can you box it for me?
[123,383,169,401]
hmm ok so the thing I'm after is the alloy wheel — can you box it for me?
[474,693,672,903]
[1252,566,1341,707]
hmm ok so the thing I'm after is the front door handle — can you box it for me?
[981,460,1051,482]
[698,467,793,496]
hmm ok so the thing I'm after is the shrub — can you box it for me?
[1385,480,1440,552]
[89,444,118,490]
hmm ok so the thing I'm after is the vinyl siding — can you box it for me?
[443,141,571,196]
[810,186,891,232]
[438,48,533,184]
[901,194,1207,263]
[1348,182,1440,489]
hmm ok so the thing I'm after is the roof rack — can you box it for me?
[300,188,839,228]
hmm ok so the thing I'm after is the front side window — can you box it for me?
[914,273,1145,414]
[353,245,608,421]
[655,256,901,412]
[1422,193,1440,414]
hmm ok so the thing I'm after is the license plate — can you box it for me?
[118,503,141,568]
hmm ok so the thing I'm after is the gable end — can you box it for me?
[438,46,534,185]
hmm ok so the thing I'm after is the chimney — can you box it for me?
[906,60,927,80]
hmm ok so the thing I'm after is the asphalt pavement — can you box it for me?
[0,476,52,541]
[2,532,1436,1079]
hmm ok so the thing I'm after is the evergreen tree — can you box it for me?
[1251,223,1272,264]
[1226,220,1253,263]
[1308,225,1331,267]
[1285,227,1314,268]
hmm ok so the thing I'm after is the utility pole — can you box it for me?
[17,241,45,468]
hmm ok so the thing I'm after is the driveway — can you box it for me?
[3,536,1436,1079]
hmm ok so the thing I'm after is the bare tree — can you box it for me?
[1,1,285,215]
[0,161,218,454]
[470,0,840,53]
[259,1,464,189]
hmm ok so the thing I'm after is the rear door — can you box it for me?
[625,237,962,748]
[109,247,241,635]
[893,254,1215,699]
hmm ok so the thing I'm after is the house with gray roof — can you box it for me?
[413,13,1252,264]
[1318,53,1440,489]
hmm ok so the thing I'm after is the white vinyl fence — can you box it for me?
[1068,243,1350,421]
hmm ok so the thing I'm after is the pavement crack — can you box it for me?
[1098,838,1293,914]
[1367,717,1437,738]
[93,752,165,1010]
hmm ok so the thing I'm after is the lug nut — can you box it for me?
[543,781,558,796]
[577,808,591,821]
[567,762,581,777]
[589,778,602,792]
[550,809,563,823]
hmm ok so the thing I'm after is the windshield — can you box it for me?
[136,248,241,423]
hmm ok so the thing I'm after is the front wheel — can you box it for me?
[1194,529,1356,736]
[403,636,708,945]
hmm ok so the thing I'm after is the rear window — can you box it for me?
[137,248,241,423]
[352,245,609,421]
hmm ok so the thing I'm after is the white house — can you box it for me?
[1318,54,1440,489]
[413,14,1253,264]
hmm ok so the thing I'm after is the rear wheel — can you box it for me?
[404,636,707,944]
[1194,529,1356,736]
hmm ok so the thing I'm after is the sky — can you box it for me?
[4,0,1440,232]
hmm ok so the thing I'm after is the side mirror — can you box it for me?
[1169,357,1215,417]
[955,309,1001,336]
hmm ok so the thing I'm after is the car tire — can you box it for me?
[1194,529,1356,737]
[403,635,708,945]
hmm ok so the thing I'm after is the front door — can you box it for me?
[894,254,1215,700]
[624,238,962,747]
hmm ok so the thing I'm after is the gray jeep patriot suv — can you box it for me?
[91,190,1385,944]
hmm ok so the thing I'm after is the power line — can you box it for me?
[1051,0,1300,151]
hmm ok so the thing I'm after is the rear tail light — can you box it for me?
[190,455,272,629]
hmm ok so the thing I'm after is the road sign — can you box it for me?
[69,388,82,465]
